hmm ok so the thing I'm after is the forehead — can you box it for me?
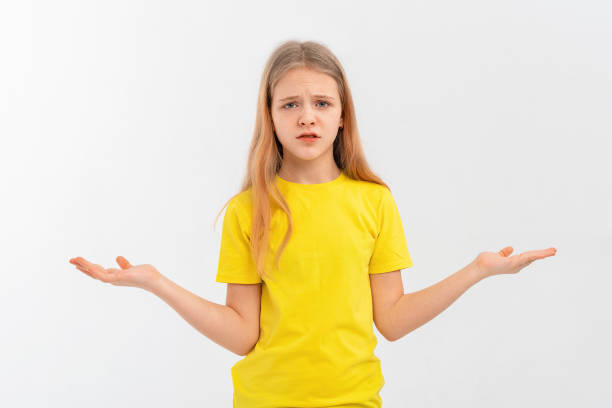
[273,67,338,99]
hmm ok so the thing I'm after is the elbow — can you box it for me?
[377,324,398,342]
[381,323,410,342]
[238,337,259,356]
[386,328,416,342]
[384,332,398,342]
[238,345,254,356]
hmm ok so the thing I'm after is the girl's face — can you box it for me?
[271,67,344,165]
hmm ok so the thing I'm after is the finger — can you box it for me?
[75,265,94,278]
[72,258,102,278]
[89,268,115,283]
[524,248,557,261]
[498,246,514,257]
[73,257,94,269]
[116,256,133,269]
[76,260,109,281]
[512,248,556,268]
[70,258,86,269]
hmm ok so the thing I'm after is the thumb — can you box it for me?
[499,246,514,257]
[116,256,133,269]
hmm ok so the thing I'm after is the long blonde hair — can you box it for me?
[215,39,390,281]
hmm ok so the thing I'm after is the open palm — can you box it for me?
[69,256,160,290]
[474,246,557,279]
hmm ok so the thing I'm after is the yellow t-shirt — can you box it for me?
[216,170,414,408]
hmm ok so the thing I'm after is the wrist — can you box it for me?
[467,260,487,283]
[144,270,165,294]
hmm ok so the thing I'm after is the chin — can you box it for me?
[283,147,323,161]
[280,138,334,160]
[293,152,323,161]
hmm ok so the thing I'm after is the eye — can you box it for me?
[282,101,330,109]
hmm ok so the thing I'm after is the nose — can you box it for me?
[298,105,315,127]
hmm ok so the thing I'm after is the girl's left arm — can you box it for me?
[385,246,557,342]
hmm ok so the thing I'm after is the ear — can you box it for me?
[339,116,344,128]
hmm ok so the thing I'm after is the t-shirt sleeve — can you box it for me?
[216,200,263,284]
[368,187,414,274]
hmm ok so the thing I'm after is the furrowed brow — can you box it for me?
[278,94,335,102]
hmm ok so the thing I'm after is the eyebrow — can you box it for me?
[278,95,335,102]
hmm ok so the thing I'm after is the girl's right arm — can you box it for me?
[148,274,258,356]
[69,256,258,356]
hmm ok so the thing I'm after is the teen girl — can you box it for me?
[69,40,557,407]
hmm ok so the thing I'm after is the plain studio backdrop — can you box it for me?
[1,0,610,407]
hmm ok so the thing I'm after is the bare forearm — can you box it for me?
[147,274,254,356]
[387,261,483,341]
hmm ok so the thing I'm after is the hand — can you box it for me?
[473,246,557,280]
[69,256,162,291]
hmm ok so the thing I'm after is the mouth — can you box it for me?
[297,132,320,139]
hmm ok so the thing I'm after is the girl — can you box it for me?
[69,40,557,407]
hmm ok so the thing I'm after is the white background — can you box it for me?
[1,0,610,406]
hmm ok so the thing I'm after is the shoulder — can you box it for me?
[336,177,391,221]
[225,188,253,221]
[344,176,391,204]
[230,188,253,207]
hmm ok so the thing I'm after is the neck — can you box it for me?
[277,163,341,184]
